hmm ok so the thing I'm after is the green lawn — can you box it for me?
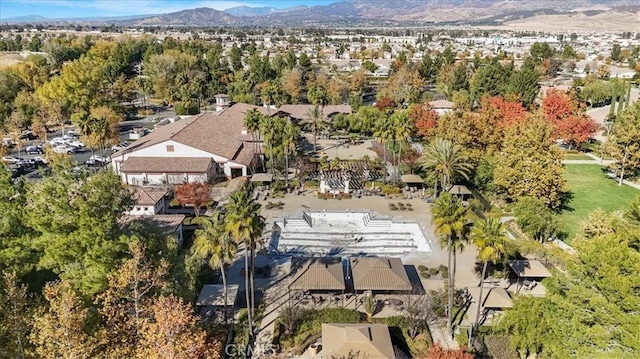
[564,153,594,161]
[560,165,639,242]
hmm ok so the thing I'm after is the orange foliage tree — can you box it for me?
[375,97,397,112]
[137,296,222,359]
[542,89,599,148]
[483,96,527,128]
[427,344,474,359]
[409,102,439,140]
[174,182,210,216]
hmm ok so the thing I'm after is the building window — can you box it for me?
[166,145,174,152]
[136,207,140,211]
[144,207,148,211]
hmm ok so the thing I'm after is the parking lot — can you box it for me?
[2,106,175,181]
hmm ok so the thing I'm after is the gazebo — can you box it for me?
[196,284,240,321]
[321,323,395,359]
[348,257,412,293]
[196,284,240,307]
[508,259,552,292]
[466,286,513,324]
[448,184,473,201]
[401,174,424,190]
[288,257,346,304]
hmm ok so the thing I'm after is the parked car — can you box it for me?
[1,155,20,164]
[65,140,85,148]
[85,159,106,167]
[53,145,76,154]
[111,142,129,151]
[26,145,44,154]
[2,138,15,148]
[19,131,37,140]
[89,155,110,163]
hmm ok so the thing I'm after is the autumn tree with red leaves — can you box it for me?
[409,102,439,140]
[174,182,210,216]
[427,344,474,359]
[483,96,527,128]
[375,97,397,112]
[542,89,599,148]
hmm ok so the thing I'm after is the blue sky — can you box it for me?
[1,0,338,19]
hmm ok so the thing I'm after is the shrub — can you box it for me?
[438,265,448,277]
[418,265,428,272]
[420,271,431,279]
[427,267,439,276]
[169,198,180,207]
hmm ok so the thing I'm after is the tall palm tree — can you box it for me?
[301,105,324,153]
[418,137,473,196]
[192,213,237,323]
[431,192,468,337]
[392,111,412,182]
[225,189,265,335]
[282,122,299,188]
[373,115,394,183]
[244,108,262,173]
[469,217,508,344]
[260,116,276,174]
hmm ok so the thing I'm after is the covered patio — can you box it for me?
[448,184,473,201]
[288,257,347,306]
[348,257,412,306]
[508,259,552,294]
[196,284,240,322]
[466,286,513,325]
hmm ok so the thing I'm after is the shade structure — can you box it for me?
[508,260,552,278]
[288,257,345,291]
[467,286,513,309]
[196,284,239,307]
[349,257,412,292]
[322,323,395,359]
[448,184,472,195]
[400,174,424,183]
[250,173,273,182]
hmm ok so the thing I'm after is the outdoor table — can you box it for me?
[522,279,533,290]
[389,298,403,306]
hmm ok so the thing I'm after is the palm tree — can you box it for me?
[468,217,508,345]
[301,105,324,153]
[192,213,237,323]
[225,189,265,335]
[244,109,262,173]
[282,122,299,189]
[431,192,468,337]
[259,115,278,176]
[418,138,473,196]
[392,111,412,182]
[373,115,394,183]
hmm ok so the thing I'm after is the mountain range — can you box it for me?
[3,0,639,30]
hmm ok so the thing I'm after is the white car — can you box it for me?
[65,139,85,148]
[89,155,110,163]
[1,155,20,164]
[49,137,66,146]
[53,145,76,154]
[111,142,129,151]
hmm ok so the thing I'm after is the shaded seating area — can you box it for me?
[349,257,412,294]
[448,184,473,201]
[508,259,552,293]
[319,323,395,359]
[466,286,513,325]
[288,257,346,306]
[196,284,239,322]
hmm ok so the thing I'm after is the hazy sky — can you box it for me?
[0,0,338,19]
